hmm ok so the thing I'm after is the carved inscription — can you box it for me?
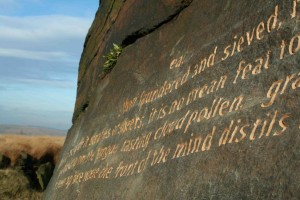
[55,2,300,190]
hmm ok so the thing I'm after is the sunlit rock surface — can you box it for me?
[45,0,300,199]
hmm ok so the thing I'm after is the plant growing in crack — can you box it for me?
[102,43,122,73]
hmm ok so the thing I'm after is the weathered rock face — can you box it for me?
[45,0,300,199]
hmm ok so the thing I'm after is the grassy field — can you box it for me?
[0,134,65,165]
[0,169,43,200]
[0,134,65,199]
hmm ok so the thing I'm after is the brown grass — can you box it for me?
[0,169,43,200]
[0,134,65,165]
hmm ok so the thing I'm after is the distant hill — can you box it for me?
[0,125,66,136]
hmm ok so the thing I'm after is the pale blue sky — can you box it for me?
[0,0,98,130]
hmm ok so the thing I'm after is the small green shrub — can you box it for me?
[103,43,122,73]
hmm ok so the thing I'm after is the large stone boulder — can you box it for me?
[44,0,300,199]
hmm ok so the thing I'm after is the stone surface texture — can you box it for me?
[45,0,300,199]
